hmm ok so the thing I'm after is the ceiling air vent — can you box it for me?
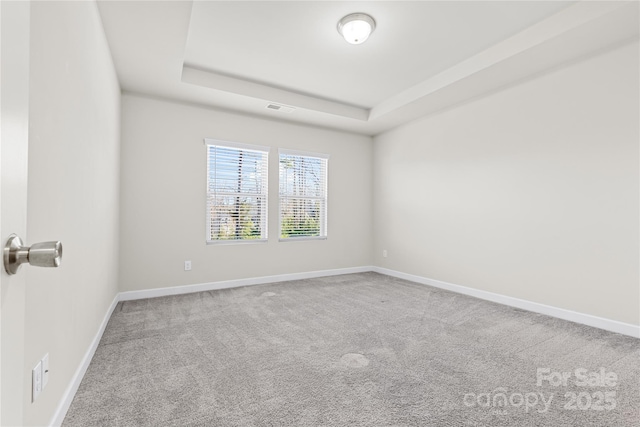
[266,103,295,113]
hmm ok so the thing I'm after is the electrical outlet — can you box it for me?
[184,260,191,271]
[32,361,42,402]
[382,250,388,258]
[42,353,49,389]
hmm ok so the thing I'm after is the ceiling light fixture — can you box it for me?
[337,13,376,45]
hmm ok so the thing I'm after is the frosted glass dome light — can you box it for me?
[337,13,376,45]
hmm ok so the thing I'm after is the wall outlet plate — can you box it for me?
[184,260,192,271]
[42,353,49,389]
[32,361,42,402]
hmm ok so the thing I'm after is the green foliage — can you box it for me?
[241,219,260,239]
[280,214,320,238]
[210,199,262,240]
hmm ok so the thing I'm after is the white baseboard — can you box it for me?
[49,265,638,426]
[372,266,640,339]
[49,266,371,426]
[119,266,373,301]
[49,293,120,427]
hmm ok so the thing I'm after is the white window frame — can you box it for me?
[205,138,269,245]
[278,149,329,242]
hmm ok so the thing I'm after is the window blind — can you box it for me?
[206,141,269,243]
[279,150,328,239]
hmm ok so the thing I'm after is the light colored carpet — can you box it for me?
[63,272,639,426]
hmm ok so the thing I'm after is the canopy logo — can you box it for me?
[463,388,553,413]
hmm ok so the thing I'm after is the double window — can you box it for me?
[205,140,328,243]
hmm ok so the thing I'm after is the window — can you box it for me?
[205,139,268,243]
[279,150,328,240]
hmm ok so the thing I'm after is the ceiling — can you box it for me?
[97,1,640,136]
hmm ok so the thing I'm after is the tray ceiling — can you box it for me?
[97,1,640,135]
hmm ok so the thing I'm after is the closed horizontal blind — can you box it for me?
[206,143,268,242]
[279,151,328,239]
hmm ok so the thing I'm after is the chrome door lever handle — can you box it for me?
[3,234,62,275]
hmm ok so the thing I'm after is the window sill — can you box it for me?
[206,239,268,246]
[278,236,327,242]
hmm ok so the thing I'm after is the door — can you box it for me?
[1,1,30,425]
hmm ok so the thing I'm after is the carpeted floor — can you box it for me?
[63,272,639,426]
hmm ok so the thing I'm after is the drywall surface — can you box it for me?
[373,41,639,326]
[119,94,372,291]
[25,1,121,425]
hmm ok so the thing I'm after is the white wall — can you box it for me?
[373,41,640,326]
[119,94,372,292]
[25,2,121,425]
